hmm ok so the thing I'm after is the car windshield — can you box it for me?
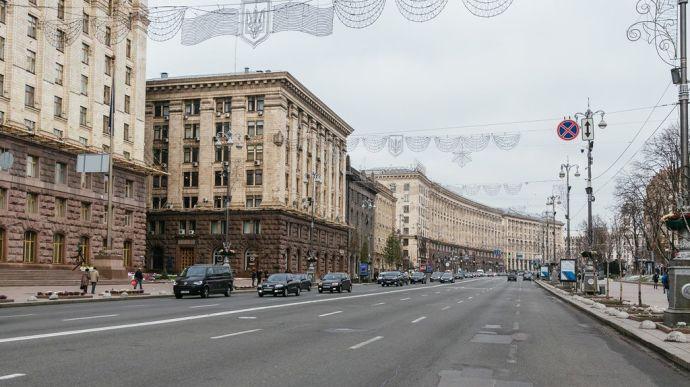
[323,274,341,280]
[267,274,288,282]
[383,272,398,278]
[431,272,441,277]
[180,267,206,277]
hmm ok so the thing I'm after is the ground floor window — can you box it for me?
[123,240,132,267]
[79,236,90,264]
[23,230,37,263]
[52,233,65,264]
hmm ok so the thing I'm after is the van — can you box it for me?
[173,264,234,299]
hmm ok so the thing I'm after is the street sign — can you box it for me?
[556,119,579,141]
[581,117,594,141]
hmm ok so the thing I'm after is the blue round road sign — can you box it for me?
[557,119,579,141]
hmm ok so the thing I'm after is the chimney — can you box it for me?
[244,67,250,73]
[160,72,168,79]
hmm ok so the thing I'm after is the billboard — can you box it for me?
[540,266,549,279]
[560,259,576,282]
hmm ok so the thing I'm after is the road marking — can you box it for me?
[457,300,464,304]
[210,329,262,340]
[0,314,35,319]
[400,297,411,301]
[0,374,26,380]
[372,302,386,306]
[238,316,256,319]
[411,316,427,324]
[62,314,118,322]
[319,311,343,317]
[0,280,485,345]
[349,336,383,350]
[484,325,501,329]
[434,292,441,294]
[513,322,520,331]
[515,310,520,316]
[441,306,451,311]
[422,294,428,297]
[507,344,518,364]
[124,304,148,308]
[189,304,219,309]
[467,296,473,300]
[516,303,521,307]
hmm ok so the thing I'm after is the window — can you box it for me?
[103,115,110,134]
[214,196,225,209]
[80,106,88,126]
[404,183,410,191]
[124,124,130,142]
[0,37,5,60]
[105,27,111,46]
[246,170,263,186]
[389,183,396,192]
[28,15,37,38]
[82,13,89,34]
[183,172,198,187]
[246,195,262,208]
[216,98,232,113]
[247,96,264,112]
[0,188,6,210]
[153,149,168,165]
[184,99,200,115]
[81,75,89,95]
[57,0,65,19]
[26,50,36,73]
[214,170,227,186]
[183,196,198,209]
[55,162,67,184]
[24,119,36,132]
[105,55,113,76]
[215,147,229,162]
[151,196,167,209]
[215,122,230,136]
[184,124,200,139]
[56,30,65,52]
[247,121,264,137]
[52,233,65,263]
[0,74,3,94]
[125,67,132,85]
[123,240,132,267]
[403,205,409,213]
[242,220,261,234]
[55,63,63,85]
[0,1,5,24]
[26,193,38,214]
[103,85,111,105]
[23,231,37,263]
[210,221,227,235]
[78,236,90,262]
[25,85,35,106]
[124,211,133,226]
[54,97,63,117]
[152,175,167,188]
[81,43,90,64]
[80,173,91,189]
[125,180,133,198]
[124,95,131,113]
[403,216,409,223]
[80,202,91,221]
[126,39,132,58]
[246,144,263,161]
[154,102,169,118]
[55,197,66,217]
[79,137,88,146]
[0,228,4,261]
[183,147,199,163]
[178,220,196,234]
[154,125,168,140]
[26,155,39,178]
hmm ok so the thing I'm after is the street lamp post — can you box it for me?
[215,129,241,264]
[559,161,580,260]
[546,195,561,264]
[306,171,322,272]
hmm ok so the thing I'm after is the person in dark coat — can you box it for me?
[251,270,257,287]
[653,272,659,290]
[134,268,144,290]
[80,269,90,295]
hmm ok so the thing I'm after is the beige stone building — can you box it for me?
[503,211,564,271]
[0,0,150,270]
[373,180,396,270]
[145,71,353,276]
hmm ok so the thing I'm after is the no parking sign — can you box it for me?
[556,119,579,141]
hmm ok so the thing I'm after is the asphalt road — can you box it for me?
[0,277,687,387]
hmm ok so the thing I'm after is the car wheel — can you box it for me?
[347,286,352,293]
[258,293,264,297]
[295,288,300,296]
[283,289,288,297]
[307,286,311,291]
[318,289,323,293]
[175,293,182,299]
[223,286,231,297]
[330,289,333,293]
[338,287,342,293]
[201,287,210,299]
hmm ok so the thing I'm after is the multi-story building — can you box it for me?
[0,1,149,269]
[503,210,563,271]
[372,180,396,271]
[345,162,379,275]
[144,70,353,277]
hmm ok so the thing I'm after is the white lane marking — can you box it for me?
[515,310,520,316]
[507,344,518,364]
[318,311,343,317]
[372,302,386,306]
[441,306,451,311]
[0,314,35,319]
[62,314,118,322]
[125,304,148,308]
[411,316,427,324]
[190,304,219,309]
[484,325,501,329]
[0,374,26,380]
[457,300,464,304]
[0,280,485,345]
[516,304,521,308]
[422,294,428,297]
[349,336,383,350]
[513,322,520,331]
[238,316,256,319]
[467,296,473,300]
[211,329,262,340]
[400,297,411,301]
[434,292,441,294]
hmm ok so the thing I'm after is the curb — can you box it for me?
[535,280,690,372]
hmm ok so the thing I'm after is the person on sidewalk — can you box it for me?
[90,267,100,294]
[652,272,659,290]
[251,270,257,287]
[80,269,90,295]
[662,270,670,304]
[133,268,144,290]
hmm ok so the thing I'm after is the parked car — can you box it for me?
[294,273,312,291]
[174,264,234,299]
[410,271,427,284]
[380,271,404,287]
[318,272,352,293]
[377,272,389,285]
[507,272,518,282]
[522,272,533,281]
[430,272,443,282]
[440,272,455,283]
[257,273,301,297]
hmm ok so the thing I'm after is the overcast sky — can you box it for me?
[147,0,677,233]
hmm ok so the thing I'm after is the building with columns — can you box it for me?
[144,71,353,277]
[503,210,564,271]
[0,0,150,270]
[345,163,378,275]
[372,180,396,272]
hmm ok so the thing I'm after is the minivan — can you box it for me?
[174,264,234,299]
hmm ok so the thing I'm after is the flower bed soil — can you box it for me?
[106,289,146,295]
[0,299,14,303]
[656,324,690,334]
[36,294,93,299]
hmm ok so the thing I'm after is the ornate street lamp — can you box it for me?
[559,161,580,259]
[215,128,243,264]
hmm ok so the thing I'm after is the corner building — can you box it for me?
[145,71,352,277]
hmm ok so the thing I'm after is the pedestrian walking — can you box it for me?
[80,269,90,295]
[652,272,659,290]
[133,267,144,290]
[263,270,268,281]
[251,270,257,287]
[90,266,100,294]
[662,270,670,304]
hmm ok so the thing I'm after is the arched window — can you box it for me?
[244,249,256,271]
[52,233,65,264]
[23,230,37,263]
[0,228,5,261]
[123,240,132,267]
[79,236,90,264]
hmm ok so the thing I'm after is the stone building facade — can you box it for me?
[503,210,564,271]
[345,162,379,275]
[0,0,150,268]
[145,71,353,277]
[372,180,396,271]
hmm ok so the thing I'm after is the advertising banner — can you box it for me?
[560,259,576,282]
[540,266,549,279]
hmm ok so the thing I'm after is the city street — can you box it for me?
[0,277,686,387]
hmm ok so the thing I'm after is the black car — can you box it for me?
[410,271,427,284]
[174,264,234,299]
[318,272,352,293]
[440,272,455,283]
[258,273,301,297]
[293,273,313,291]
[507,272,518,282]
[380,271,404,287]
[522,272,533,281]
[429,272,443,282]
[400,272,410,285]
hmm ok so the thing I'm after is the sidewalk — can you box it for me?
[537,280,690,372]
[605,280,669,309]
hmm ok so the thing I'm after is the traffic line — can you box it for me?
[0,314,35,319]
[516,304,521,308]
[318,311,343,317]
[411,316,427,324]
[62,314,118,322]
[507,344,518,364]
[189,304,219,309]
[0,374,26,380]
[349,336,383,350]
[513,322,520,331]
[211,329,262,340]
[400,298,411,301]
[441,306,451,311]
[467,297,473,300]
[372,302,385,306]
[457,300,464,304]
[238,316,256,319]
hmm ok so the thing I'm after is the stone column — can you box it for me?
[664,227,690,326]
[289,107,299,207]
[229,97,246,208]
